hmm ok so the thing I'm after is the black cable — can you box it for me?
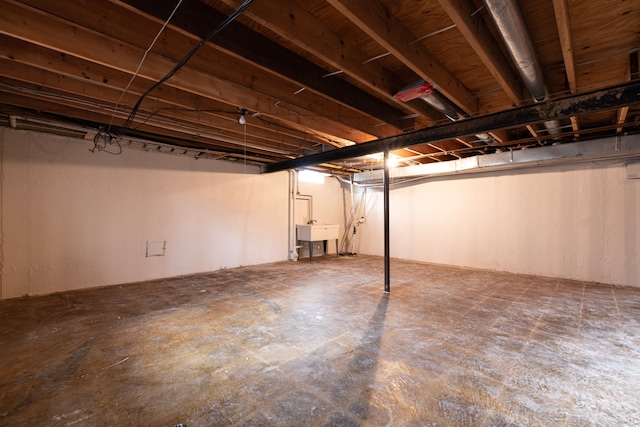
[118,0,255,136]
[91,128,122,155]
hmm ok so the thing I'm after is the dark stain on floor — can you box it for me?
[1,255,639,426]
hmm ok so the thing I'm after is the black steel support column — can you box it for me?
[383,150,390,294]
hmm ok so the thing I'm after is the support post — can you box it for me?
[383,150,390,293]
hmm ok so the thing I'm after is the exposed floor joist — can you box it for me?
[1,0,638,169]
[114,0,413,133]
[326,0,478,114]
[437,0,522,105]
[263,80,640,173]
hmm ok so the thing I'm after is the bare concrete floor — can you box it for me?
[1,255,639,426]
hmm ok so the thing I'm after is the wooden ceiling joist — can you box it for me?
[215,0,436,124]
[0,89,288,161]
[0,40,321,152]
[326,0,478,114]
[264,80,640,173]
[552,0,577,93]
[0,0,638,172]
[113,0,414,133]
[552,0,580,137]
[0,0,378,143]
[617,51,639,133]
[437,0,522,105]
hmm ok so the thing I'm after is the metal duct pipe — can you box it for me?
[353,134,640,184]
[540,119,562,142]
[395,82,495,143]
[421,92,496,144]
[543,119,562,138]
[420,91,463,121]
[264,80,640,173]
[483,0,561,138]
[483,0,547,102]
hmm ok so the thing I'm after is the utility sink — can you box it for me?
[296,224,339,241]
[296,224,340,259]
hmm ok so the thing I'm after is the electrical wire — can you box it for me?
[91,0,253,155]
[107,0,184,134]
[118,0,255,136]
[90,128,122,155]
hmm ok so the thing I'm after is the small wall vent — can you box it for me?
[627,162,640,179]
[146,240,166,257]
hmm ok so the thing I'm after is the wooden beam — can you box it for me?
[427,143,453,157]
[0,79,300,157]
[263,80,640,172]
[552,0,577,93]
[112,0,413,133]
[526,124,540,140]
[455,137,475,148]
[616,107,629,134]
[0,36,322,151]
[215,0,437,123]
[552,0,579,136]
[0,88,288,162]
[438,0,522,105]
[488,130,509,144]
[75,0,398,139]
[0,62,316,156]
[326,0,478,114]
[570,116,580,137]
[617,51,638,133]
[0,0,377,143]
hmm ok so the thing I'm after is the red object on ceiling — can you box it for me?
[393,81,434,102]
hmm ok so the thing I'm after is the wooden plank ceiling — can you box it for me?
[1,0,638,173]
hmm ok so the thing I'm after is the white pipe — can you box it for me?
[287,170,298,261]
[350,176,356,254]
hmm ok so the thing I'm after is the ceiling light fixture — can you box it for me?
[238,108,247,125]
[387,157,400,168]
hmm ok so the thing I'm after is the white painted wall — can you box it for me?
[295,174,351,255]
[0,128,289,299]
[358,162,640,288]
[5,127,635,297]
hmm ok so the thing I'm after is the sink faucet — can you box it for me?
[307,219,317,224]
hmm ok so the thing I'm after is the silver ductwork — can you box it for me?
[421,91,496,144]
[420,91,463,121]
[483,0,547,102]
[353,134,640,184]
[542,119,562,139]
[393,81,496,144]
[484,0,563,139]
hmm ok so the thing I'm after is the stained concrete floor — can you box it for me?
[1,255,639,426]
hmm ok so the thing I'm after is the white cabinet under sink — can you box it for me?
[296,224,339,259]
